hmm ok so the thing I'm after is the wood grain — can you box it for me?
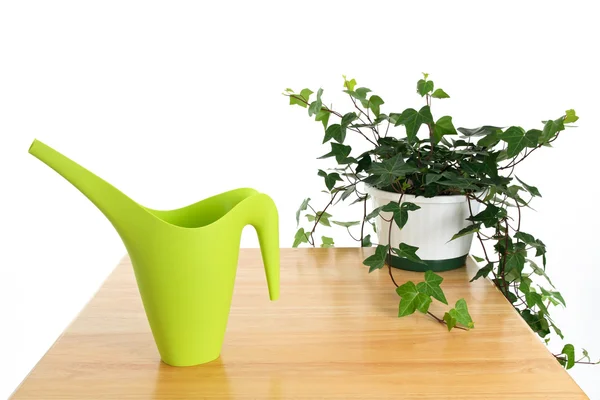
[11,248,587,399]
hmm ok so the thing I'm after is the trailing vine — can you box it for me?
[286,74,598,369]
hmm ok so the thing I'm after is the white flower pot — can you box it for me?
[365,185,482,272]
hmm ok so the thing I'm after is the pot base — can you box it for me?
[387,254,467,272]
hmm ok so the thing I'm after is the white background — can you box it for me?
[1,1,599,398]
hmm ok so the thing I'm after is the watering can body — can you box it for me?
[28,139,280,366]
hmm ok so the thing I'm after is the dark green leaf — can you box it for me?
[318,143,352,164]
[470,262,494,282]
[416,270,448,304]
[472,255,485,263]
[396,281,432,316]
[457,126,503,137]
[354,87,372,101]
[499,126,536,158]
[367,154,412,185]
[433,116,457,144]
[395,106,434,142]
[368,95,384,116]
[468,204,504,228]
[431,88,449,99]
[362,234,372,247]
[426,173,442,185]
[392,243,427,265]
[341,112,358,128]
[450,224,481,241]
[317,169,342,191]
[541,118,564,142]
[363,244,389,273]
[296,198,311,226]
[515,176,541,197]
[323,124,344,144]
[477,132,501,148]
[366,206,384,220]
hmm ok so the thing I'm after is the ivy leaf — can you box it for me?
[431,88,450,99]
[293,228,309,247]
[318,143,352,164]
[443,312,457,331]
[354,87,372,101]
[289,88,313,108]
[499,126,538,158]
[332,220,360,228]
[457,126,503,137]
[467,204,504,228]
[528,259,554,288]
[392,243,427,265]
[315,109,330,130]
[363,244,389,273]
[416,270,448,305]
[515,231,546,256]
[361,234,372,247]
[515,176,541,197]
[368,95,385,116]
[426,173,442,185]
[341,112,358,129]
[433,116,457,144]
[368,154,417,185]
[396,281,432,316]
[306,210,332,227]
[296,198,311,226]
[366,206,384,220]
[450,224,480,241]
[417,79,434,96]
[308,89,323,117]
[561,344,575,369]
[395,106,434,142]
[470,262,494,282]
[317,170,342,191]
[564,109,579,124]
[471,255,485,263]
[343,75,356,91]
[448,299,474,328]
[320,236,334,248]
[323,124,344,144]
[540,118,564,142]
[582,348,590,362]
[540,287,566,307]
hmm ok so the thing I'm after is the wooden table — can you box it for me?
[12,248,587,399]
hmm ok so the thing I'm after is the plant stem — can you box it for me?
[308,192,338,246]
[360,195,367,245]
[427,311,469,331]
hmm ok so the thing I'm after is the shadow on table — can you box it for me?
[152,358,231,399]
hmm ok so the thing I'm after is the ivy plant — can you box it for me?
[285,74,598,369]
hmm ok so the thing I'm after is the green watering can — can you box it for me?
[28,139,280,366]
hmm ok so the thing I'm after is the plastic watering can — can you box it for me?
[28,139,280,366]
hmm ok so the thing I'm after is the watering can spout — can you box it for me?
[28,139,145,234]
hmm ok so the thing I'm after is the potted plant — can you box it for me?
[285,74,598,369]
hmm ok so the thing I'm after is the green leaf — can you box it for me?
[540,287,566,307]
[368,95,384,116]
[443,312,457,331]
[395,106,434,142]
[396,281,432,316]
[417,79,434,96]
[457,126,503,137]
[527,259,554,288]
[422,72,429,80]
[450,224,480,241]
[431,88,450,99]
[363,244,389,273]
[470,262,494,282]
[362,234,372,247]
[582,348,590,362]
[392,243,427,265]
[515,231,546,255]
[315,109,330,130]
[564,109,578,124]
[308,91,322,117]
[320,236,334,248]
[293,228,309,247]
[343,75,356,91]
[433,116,457,144]
[472,255,485,263]
[341,112,358,128]
[468,204,504,228]
[323,124,344,144]
[318,143,352,164]
[289,88,313,108]
[366,206,384,220]
[499,126,537,158]
[416,270,448,304]
[354,87,372,100]
[426,173,442,185]
[296,198,311,226]
[561,344,575,369]
[317,169,342,191]
[448,299,474,328]
[367,154,415,185]
[306,211,332,227]
[515,176,541,197]
[477,131,501,148]
[332,220,361,228]
[541,118,564,142]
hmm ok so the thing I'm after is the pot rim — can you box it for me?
[364,183,485,204]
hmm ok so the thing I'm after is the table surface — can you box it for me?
[12,248,587,399]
